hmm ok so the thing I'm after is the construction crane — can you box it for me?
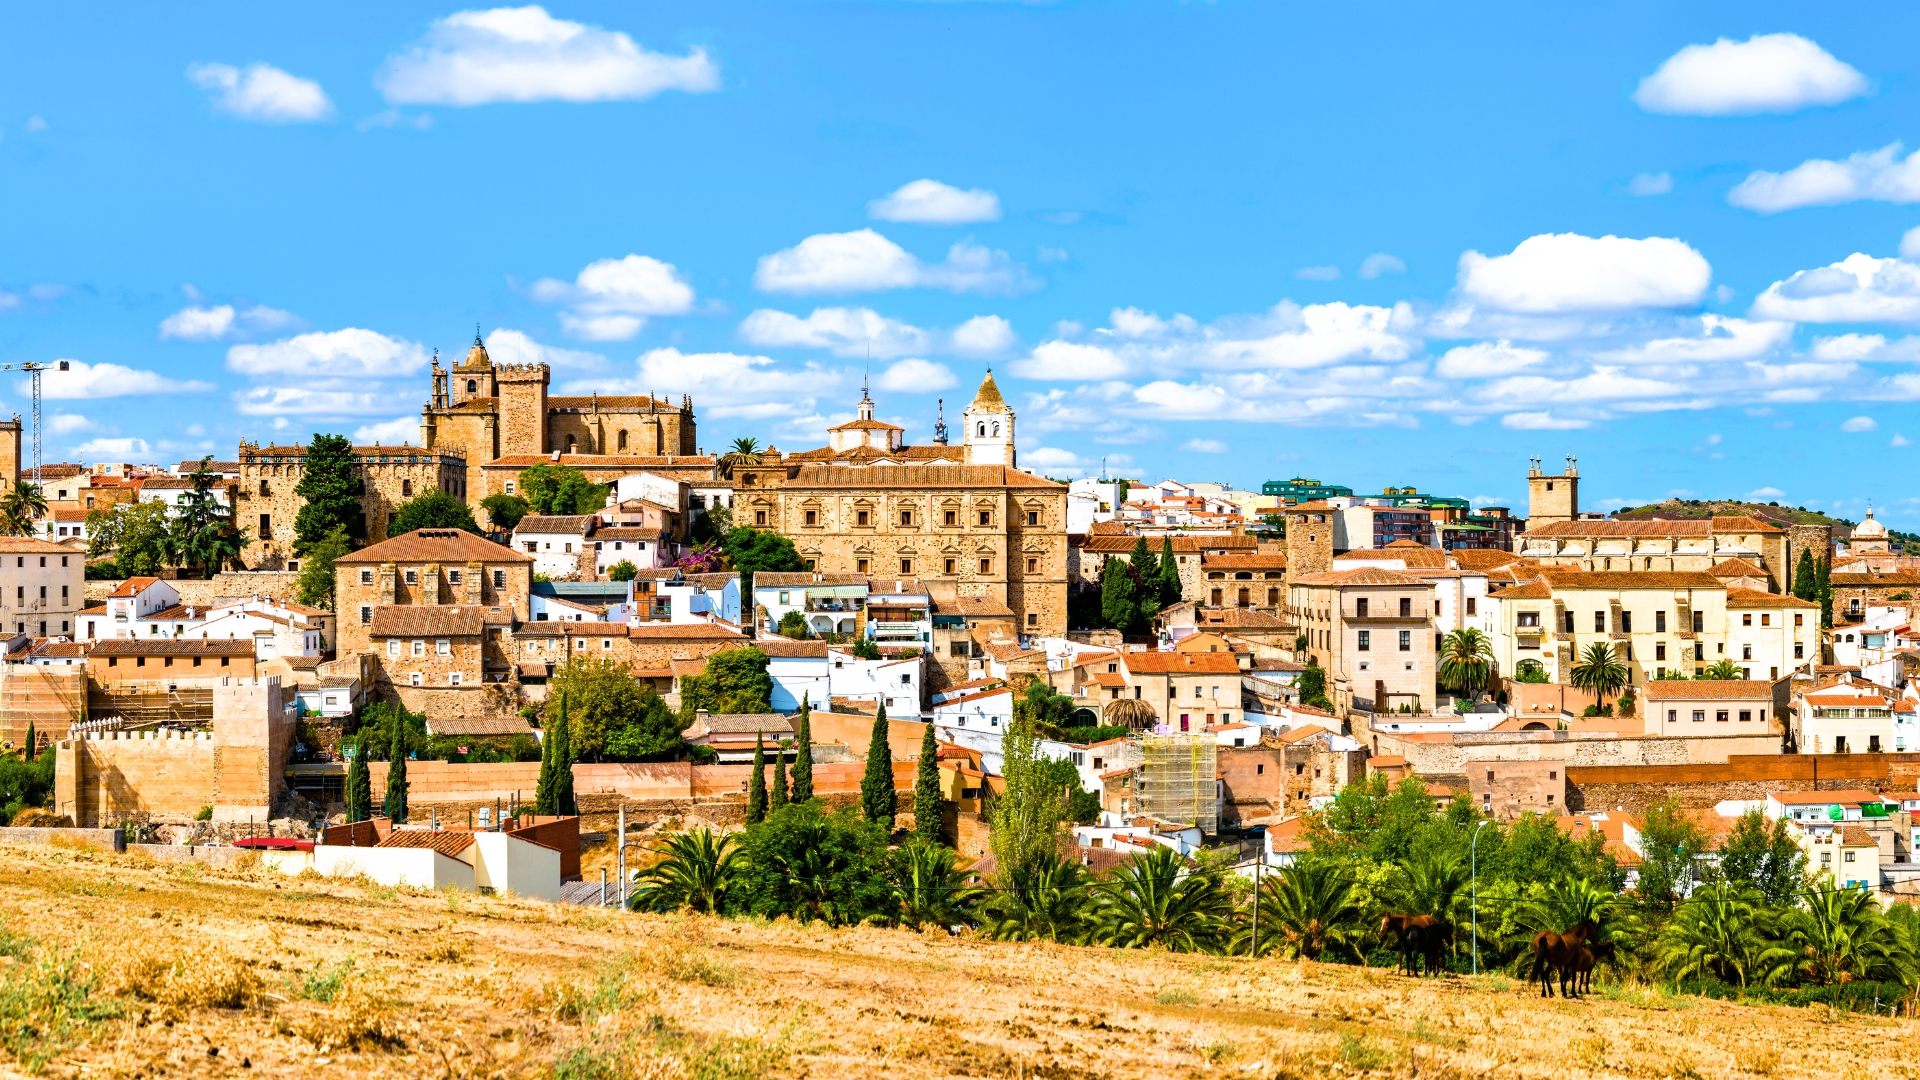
[0,360,69,486]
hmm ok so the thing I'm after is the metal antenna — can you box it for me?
[0,360,63,486]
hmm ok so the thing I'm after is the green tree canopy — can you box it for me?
[733,802,893,925]
[606,559,638,582]
[295,526,352,612]
[294,434,366,553]
[1569,642,1629,707]
[1156,536,1182,608]
[1438,627,1496,698]
[1297,662,1331,710]
[0,481,48,537]
[549,656,688,761]
[1712,809,1807,906]
[1098,556,1139,632]
[479,492,532,532]
[387,488,480,536]
[721,525,805,599]
[678,647,774,715]
[861,700,896,830]
[518,463,606,516]
[86,500,172,577]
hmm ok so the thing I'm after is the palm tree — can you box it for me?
[1517,876,1616,936]
[1782,886,1910,985]
[1699,660,1743,681]
[984,852,1093,943]
[1101,697,1158,731]
[1091,846,1235,953]
[1397,847,1471,943]
[1568,642,1630,710]
[629,828,739,914]
[0,481,48,537]
[1438,628,1496,700]
[718,437,763,480]
[1234,861,1364,959]
[891,841,983,929]
[1655,883,1795,989]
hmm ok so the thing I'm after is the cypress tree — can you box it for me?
[553,709,577,816]
[912,718,942,846]
[1099,556,1138,631]
[861,699,896,830]
[1158,536,1182,607]
[383,722,409,823]
[1792,547,1818,602]
[1128,535,1158,594]
[344,737,371,823]
[746,733,768,825]
[790,694,814,803]
[771,734,789,808]
[534,693,562,815]
[1817,557,1833,630]
[22,722,34,759]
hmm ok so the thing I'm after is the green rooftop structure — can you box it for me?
[1261,476,1353,500]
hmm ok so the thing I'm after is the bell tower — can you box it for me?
[962,370,1014,467]
[1527,455,1579,526]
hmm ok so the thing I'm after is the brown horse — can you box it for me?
[1531,921,1595,998]
[1380,914,1447,977]
[1569,938,1614,996]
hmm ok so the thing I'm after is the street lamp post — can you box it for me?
[1471,818,1491,975]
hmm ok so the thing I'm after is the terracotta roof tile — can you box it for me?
[1536,569,1723,589]
[1122,651,1240,675]
[514,515,596,535]
[375,830,476,856]
[755,637,829,658]
[1291,567,1431,587]
[427,715,535,737]
[90,638,254,657]
[337,529,530,565]
[1726,587,1818,609]
[1642,679,1774,699]
[370,605,489,637]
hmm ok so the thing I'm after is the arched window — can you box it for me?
[258,479,269,496]
[977,422,986,437]
[466,380,477,393]
[617,430,628,451]
[991,421,1000,436]
[567,434,577,452]
[402,479,413,497]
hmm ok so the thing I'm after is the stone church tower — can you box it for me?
[962,370,1014,467]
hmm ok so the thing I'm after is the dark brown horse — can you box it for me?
[1569,938,1614,996]
[1531,921,1595,998]
[1380,914,1447,977]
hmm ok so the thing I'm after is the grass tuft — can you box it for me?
[1153,988,1198,1006]
[0,946,123,1073]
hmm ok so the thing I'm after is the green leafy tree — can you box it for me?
[1655,883,1794,988]
[0,742,55,824]
[990,708,1067,889]
[1157,537,1182,608]
[294,434,366,554]
[913,719,943,845]
[479,492,532,532]
[165,458,248,578]
[1712,810,1807,906]
[848,637,882,660]
[518,463,607,516]
[22,723,34,759]
[629,828,739,914]
[1438,628,1496,699]
[983,853,1093,942]
[777,610,809,638]
[1235,861,1364,959]
[1511,659,1550,684]
[1098,556,1138,632]
[1092,845,1235,952]
[791,694,814,803]
[0,481,48,537]
[295,525,352,611]
[891,841,982,928]
[1782,886,1910,985]
[383,722,409,823]
[550,656,686,760]
[1635,796,1706,911]
[718,437,763,480]
[734,802,893,925]
[387,488,480,536]
[1296,662,1332,710]
[344,738,372,823]
[721,525,805,599]
[861,699,896,830]
[606,559,638,582]
[601,685,688,762]
[1700,659,1743,680]
[678,647,774,715]
[746,734,768,825]
[1569,641,1629,709]
[86,500,172,576]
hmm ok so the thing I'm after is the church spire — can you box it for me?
[933,397,948,445]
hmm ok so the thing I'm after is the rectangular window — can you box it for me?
[360,569,373,585]
[449,671,462,686]
[1693,611,1704,633]
[387,639,400,657]
[1398,630,1411,651]
[1739,710,1752,723]
[1692,710,1705,723]
[1795,643,1804,659]
[856,558,870,574]
[944,510,956,526]
[1761,613,1770,626]
[410,672,422,687]
[436,639,450,656]
[1594,611,1606,633]
[259,513,271,537]
[405,569,418,585]
[1027,511,1039,526]
[944,558,956,575]
[1667,709,1677,724]
[857,510,870,526]
[1027,612,1038,627]
[1356,597,1368,618]
[1399,597,1411,618]
[1742,613,1752,626]
[412,640,425,657]
[448,569,462,584]
[754,510,767,526]
[1795,613,1804,627]
[900,510,913,526]
[493,570,505,588]
[979,510,991,526]
[804,510,817,526]
[899,558,912,574]
[1716,710,1729,722]
[359,606,372,624]
[1465,597,1476,616]
[979,558,992,574]
[1027,557,1037,573]
[1621,612,1632,632]
[1357,630,1370,651]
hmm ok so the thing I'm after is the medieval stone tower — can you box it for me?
[962,370,1014,467]
[1527,455,1579,526]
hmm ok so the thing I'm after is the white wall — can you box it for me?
[312,845,476,891]
[768,655,829,712]
[828,650,924,716]
[470,832,561,901]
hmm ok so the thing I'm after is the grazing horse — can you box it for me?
[1570,938,1614,996]
[1380,914,1448,977]
[1531,921,1595,998]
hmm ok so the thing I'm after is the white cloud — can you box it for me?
[1627,172,1674,196]
[738,307,930,358]
[949,315,1017,357]
[1903,227,1920,260]
[72,437,151,457]
[1593,315,1794,364]
[40,361,214,400]
[47,414,93,435]
[1293,265,1340,281]
[483,328,608,371]
[1729,143,1920,214]
[867,179,1001,225]
[1841,415,1878,432]
[1633,34,1868,116]
[1747,487,1787,498]
[226,328,430,377]
[1434,341,1547,379]
[1751,253,1920,324]
[1893,434,1913,448]
[1019,446,1133,479]
[1456,233,1711,314]
[753,230,1037,296]
[530,253,696,340]
[1357,254,1406,279]
[1009,341,1130,381]
[186,62,334,123]
[1180,438,1228,453]
[159,303,297,341]
[876,358,956,393]
[353,416,422,444]
[24,116,46,133]
[1811,333,1920,362]
[376,5,718,106]
[1501,412,1591,430]
[234,387,398,417]
[591,348,840,420]
[1037,247,1070,264]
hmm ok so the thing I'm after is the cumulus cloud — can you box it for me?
[233,387,398,417]
[1812,333,1920,362]
[1293,265,1340,281]
[1748,487,1787,498]
[1751,253,1920,323]
[1008,341,1130,381]
[738,307,931,358]
[376,5,718,106]
[353,416,422,444]
[876,358,956,393]
[867,179,1001,224]
[1593,315,1794,364]
[1633,34,1869,116]
[1180,438,1228,453]
[47,414,93,435]
[949,315,1017,357]
[1456,233,1711,314]
[753,230,1038,296]
[483,328,608,371]
[1841,415,1878,432]
[72,437,151,457]
[187,62,334,123]
[40,361,214,400]
[1627,172,1674,196]
[1729,143,1920,214]
[1502,412,1592,430]
[159,303,298,341]
[1357,254,1406,279]
[1434,341,1547,379]
[530,254,696,340]
[226,328,431,377]
[589,348,841,420]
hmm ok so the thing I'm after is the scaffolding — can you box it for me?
[86,687,213,728]
[1139,735,1218,836]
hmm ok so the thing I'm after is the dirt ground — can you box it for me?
[0,840,1913,1079]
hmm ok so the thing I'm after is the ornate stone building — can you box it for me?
[420,331,701,499]
[731,374,1068,635]
[235,441,468,569]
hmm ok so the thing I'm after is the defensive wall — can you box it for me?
[0,667,86,748]
[1566,752,1920,814]
[1372,728,1784,777]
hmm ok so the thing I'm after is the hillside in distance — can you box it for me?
[1611,498,1859,537]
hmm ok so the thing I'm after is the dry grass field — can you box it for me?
[0,840,1912,1080]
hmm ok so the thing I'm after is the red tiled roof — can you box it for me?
[337,529,530,565]
[1122,651,1240,675]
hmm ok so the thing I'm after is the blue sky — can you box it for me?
[4,3,1920,522]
